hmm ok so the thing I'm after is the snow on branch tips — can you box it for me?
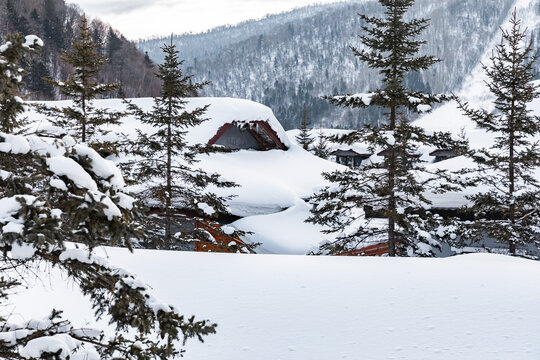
[328,93,374,108]
[0,131,216,359]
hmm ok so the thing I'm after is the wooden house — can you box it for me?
[183,97,290,152]
[429,149,457,163]
[330,149,371,168]
[209,121,287,151]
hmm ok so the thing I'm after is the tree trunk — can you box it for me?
[81,92,86,143]
[509,105,516,255]
[509,38,517,256]
[165,99,173,249]
[388,104,397,257]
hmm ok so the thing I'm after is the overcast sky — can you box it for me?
[68,0,343,40]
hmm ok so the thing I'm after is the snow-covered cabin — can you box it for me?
[330,149,371,168]
[184,97,289,151]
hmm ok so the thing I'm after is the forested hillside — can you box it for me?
[0,0,160,100]
[139,0,517,129]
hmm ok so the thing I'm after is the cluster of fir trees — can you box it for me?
[1,0,160,100]
[0,30,216,359]
[0,11,253,358]
[295,107,331,159]
[32,17,251,253]
[307,0,540,257]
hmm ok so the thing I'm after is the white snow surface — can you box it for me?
[46,157,98,191]
[73,144,125,190]
[11,248,540,360]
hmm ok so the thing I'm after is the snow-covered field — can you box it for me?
[12,248,540,360]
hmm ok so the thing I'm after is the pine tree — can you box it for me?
[0,134,216,359]
[125,40,251,252]
[308,0,463,257]
[25,59,55,100]
[295,107,314,150]
[456,10,540,255]
[35,17,123,153]
[312,128,330,159]
[0,33,42,133]
[0,38,215,358]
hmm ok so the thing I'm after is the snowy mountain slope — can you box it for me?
[137,1,361,65]
[138,0,516,130]
[12,248,540,360]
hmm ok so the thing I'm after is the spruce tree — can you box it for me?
[312,128,330,159]
[296,107,314,150]
[125,40,251,252]
[308,0,462,256]
[25,59,55,100]
[0,37,215,357]
[0,134,216,359]
[36,17,123,153]
[456,11,540,255]
[0,33,42,133]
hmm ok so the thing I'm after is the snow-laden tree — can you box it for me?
[0,34,215,358]
[295,107,314,151]
[308,0,465,256]
[0,33,42,133]
[35,17,123,154]
[124,41,251,252]
[312,129,330,159]
[0,133,216,359]
[456,11,540,255]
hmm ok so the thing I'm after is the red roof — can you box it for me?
[208,121,287,150]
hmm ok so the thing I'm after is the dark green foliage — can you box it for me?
[6,0,30,35]
[309,0,463,256]
[0,33,42,133]
[35,17,123,153]
[107,28,123,59]
[24,59,55,100]
[42,0,64,49]
[295,107,315,150]
[312,129,330,159]
[0,136,215,360]
[3,0,161,99]
[456,11,540,255]
[125,41,251,252]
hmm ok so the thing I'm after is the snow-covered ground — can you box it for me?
[12,248,540,360]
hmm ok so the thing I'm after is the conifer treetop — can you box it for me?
[455,9,540,255]
[328,0,447,113]
[55,16,119,101]
[0,33,42,133]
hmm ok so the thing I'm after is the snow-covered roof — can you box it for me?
[26,97,291,148]
[186,97,291,147]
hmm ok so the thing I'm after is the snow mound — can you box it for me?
[11,248,540,360]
